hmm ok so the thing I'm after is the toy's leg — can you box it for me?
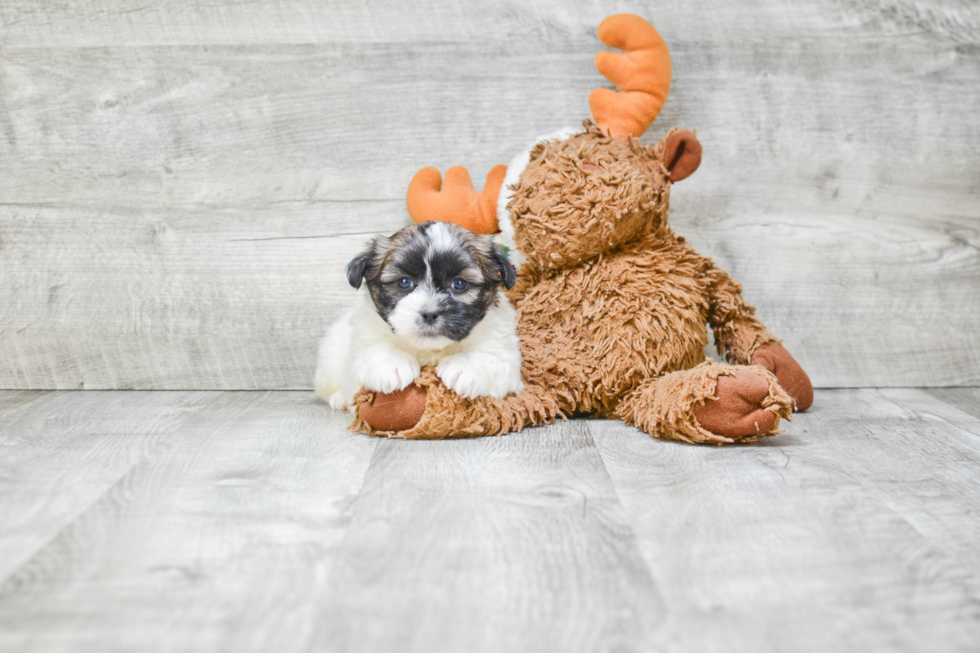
[615,362,793,445]
[704,265,813,411]
[350,368,562,439]
[751,342,813,411]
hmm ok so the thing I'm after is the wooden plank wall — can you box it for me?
[1,0,978,390]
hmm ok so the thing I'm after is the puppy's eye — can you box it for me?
[397,277,414,289]
[451,278,468,292]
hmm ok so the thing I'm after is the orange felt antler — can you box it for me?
[589,14,672,140]
[406,165,508,235]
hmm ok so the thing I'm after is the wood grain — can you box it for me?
[308,420,664,653]
[2,389,980,651]
[923,387,980,420]
[0,205,385,389]
[0,392,222,581]
[0,391,219,581]
[591,388,980,653]
[0,390,50,416]
[0,391,377,653]
[1,0,978,388]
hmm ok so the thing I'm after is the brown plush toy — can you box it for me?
[353,14,813,444]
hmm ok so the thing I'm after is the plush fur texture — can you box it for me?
[315,222,523,409]
[353,124,800,443]
[495,126,579,271]
[354,14,811,444]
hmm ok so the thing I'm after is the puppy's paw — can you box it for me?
[314,367,351,410]
[359,349,421,394]
[326,389,356,411]
[436,357,487,399]
[437,354,523,399]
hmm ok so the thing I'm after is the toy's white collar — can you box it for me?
[495,127,579,272]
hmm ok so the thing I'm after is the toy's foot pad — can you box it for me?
[693,369,779,438]
[358,384,427,433]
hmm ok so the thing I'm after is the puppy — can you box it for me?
[315,221,524,410]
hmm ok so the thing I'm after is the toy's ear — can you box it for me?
[664,129,702,182]
[491,243,517,290]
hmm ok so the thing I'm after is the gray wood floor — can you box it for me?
[2,389,979,652]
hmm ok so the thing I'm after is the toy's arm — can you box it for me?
[703,265,776,365]
[704,263,814,410]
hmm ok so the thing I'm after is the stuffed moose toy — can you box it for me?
[352,14,813,444]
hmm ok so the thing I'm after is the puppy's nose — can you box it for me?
[420,310,441,325]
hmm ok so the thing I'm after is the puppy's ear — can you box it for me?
[348,236,393,289]
[491,243,517,290]
[346,250,371,289]
[347,238,384,289]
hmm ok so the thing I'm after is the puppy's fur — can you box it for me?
[315,221,523,409]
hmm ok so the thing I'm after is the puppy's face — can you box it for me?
[347,221,517,350]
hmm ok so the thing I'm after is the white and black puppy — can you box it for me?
[315,221,523,410]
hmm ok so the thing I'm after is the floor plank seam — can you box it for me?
[0,392,227,590]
